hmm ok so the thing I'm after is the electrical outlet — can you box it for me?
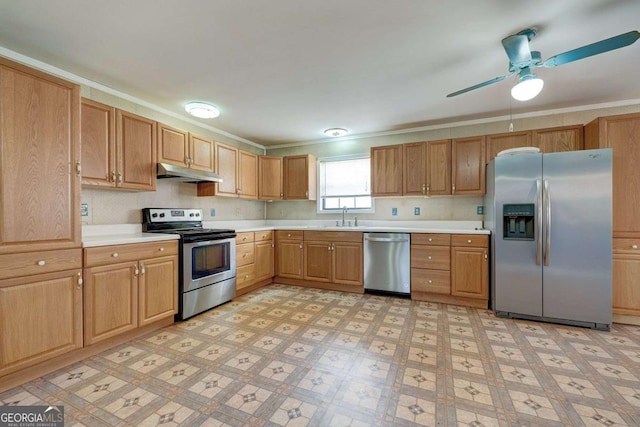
[81,203,89,217]
[414,207,420,216]
[210,208,216,217]
[477,206,484,215]
[392,207,398,216]
[279,208,285,217]
[235,208,241,217]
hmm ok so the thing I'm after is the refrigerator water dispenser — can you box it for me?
[503,204,534,240]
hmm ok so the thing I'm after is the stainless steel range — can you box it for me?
[142,208,236,319]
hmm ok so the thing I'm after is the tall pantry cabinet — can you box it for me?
[0,57,83,377]
[585,113,640,322]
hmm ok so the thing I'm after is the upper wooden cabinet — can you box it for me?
[0,58,81,253]
[157,123,214,172]
[485,131,531,163]
[81,98,116,187]
[371,145,403,197]
[585,113,640,237]
[403,140,451,196]
[451,136,486,195]
[116,110,157,191]
[259,155,283,200]
[197,142,258,199]
[284,154,317,200]
[533,125,583,153]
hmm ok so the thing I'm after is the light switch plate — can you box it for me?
[477,206,484,215]
[210,208,216,216]
[392,207,398,216]
[414,207,420,216]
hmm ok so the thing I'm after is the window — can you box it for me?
[318,156,373,212]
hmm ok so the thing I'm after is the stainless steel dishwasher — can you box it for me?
[363,232,410,296]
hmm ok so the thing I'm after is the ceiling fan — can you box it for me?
[446,29,640,101]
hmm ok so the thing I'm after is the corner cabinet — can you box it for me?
[0,58,81,253]
[83,241,178,345]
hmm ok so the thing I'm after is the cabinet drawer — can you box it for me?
[236,243,255,267]
[411,246,450,270]
[613,238,640,254]
[451,234,488,248]
[236,232,255,244]
[304,231,363,242]
[236,264,255,288]
[255,230,274,242]
[411,269,450,294]
[411,233,450,246]
[84,241,178,267]
[0,249,82,280]
[276,230,303,241]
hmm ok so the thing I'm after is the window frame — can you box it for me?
[316,154,375,214]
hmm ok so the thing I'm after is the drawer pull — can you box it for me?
[428,256,432,260]
[287,233,292,238]
[428,280,433,284]
[112,253,119,258]
[633,244,638,249]
[37,260,46,266]
[428,238,433,242]
[467,239,472,243]
[159,247,165,252]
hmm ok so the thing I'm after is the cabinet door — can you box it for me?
[485,131,531,163]
[452,136,486,195]
[81,98,116,188]
[277,241,303,279]
[139,255,178,326]
[332,241,363,286]
[116,109,157,190]
[238,150,258,199]
[0,270,82,376]
[533,125,583,153]
[371,145,403,197]
[259,156,283,200]
[451,246,488,299]
[254,240,275,282]
[284,155,317,200]
[0,60,81,253]
[83,262,138,345]
[304,241,332,282]
[403,142,426,195]
[426,139,452,195]
[157,123,188,167]
[215,142,239,196]
[189,134,214,172]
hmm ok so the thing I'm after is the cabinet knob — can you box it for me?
[287,233,292,238]
[37,260,46,266]
[140,264,145,275]
[428,280,433,284]
[428,238,433,242]
[77,272,83,287]
[428,256,432,260]
[159,247,165,252]
[112,253,119,258]
[467,239,472,243]
[632,244,638,249]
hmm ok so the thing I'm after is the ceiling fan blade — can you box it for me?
[502,34,532,68]
[542,30,640,68]
[446,74,513,98]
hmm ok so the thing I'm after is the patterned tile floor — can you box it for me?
[2,284,640,426]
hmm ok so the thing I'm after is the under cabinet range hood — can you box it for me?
[157,163,223,183]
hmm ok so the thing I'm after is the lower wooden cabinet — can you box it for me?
[613,238,640,317]
[411,233,489,308]
[0,268,83,377]
[302,231,363,292]
[276,231,304,279]
[236,231,275,296]
[83,241,178,345]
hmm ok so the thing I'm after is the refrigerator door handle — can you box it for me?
[536,179,543,266]
[544,179,551,266]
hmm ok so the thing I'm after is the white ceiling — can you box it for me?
[1,0,639,146]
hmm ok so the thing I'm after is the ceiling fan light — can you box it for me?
[324,128,349,137]
[511,76,544,101]
[185,102,220,119]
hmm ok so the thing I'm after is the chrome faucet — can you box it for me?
[342,206,348,226]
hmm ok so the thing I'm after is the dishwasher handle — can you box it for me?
[365,236,409,243]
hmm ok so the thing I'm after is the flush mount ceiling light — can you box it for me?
[511,71,544,101]
[185,102,220,119]
[324,128,349,137]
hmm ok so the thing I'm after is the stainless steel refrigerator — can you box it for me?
[484,148,612,330]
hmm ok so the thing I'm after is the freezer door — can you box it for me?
[493,153,543,316]
[541,149,612,325]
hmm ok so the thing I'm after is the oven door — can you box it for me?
[182,237,236,292]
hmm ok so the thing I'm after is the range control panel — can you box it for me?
[146,208,202,222]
